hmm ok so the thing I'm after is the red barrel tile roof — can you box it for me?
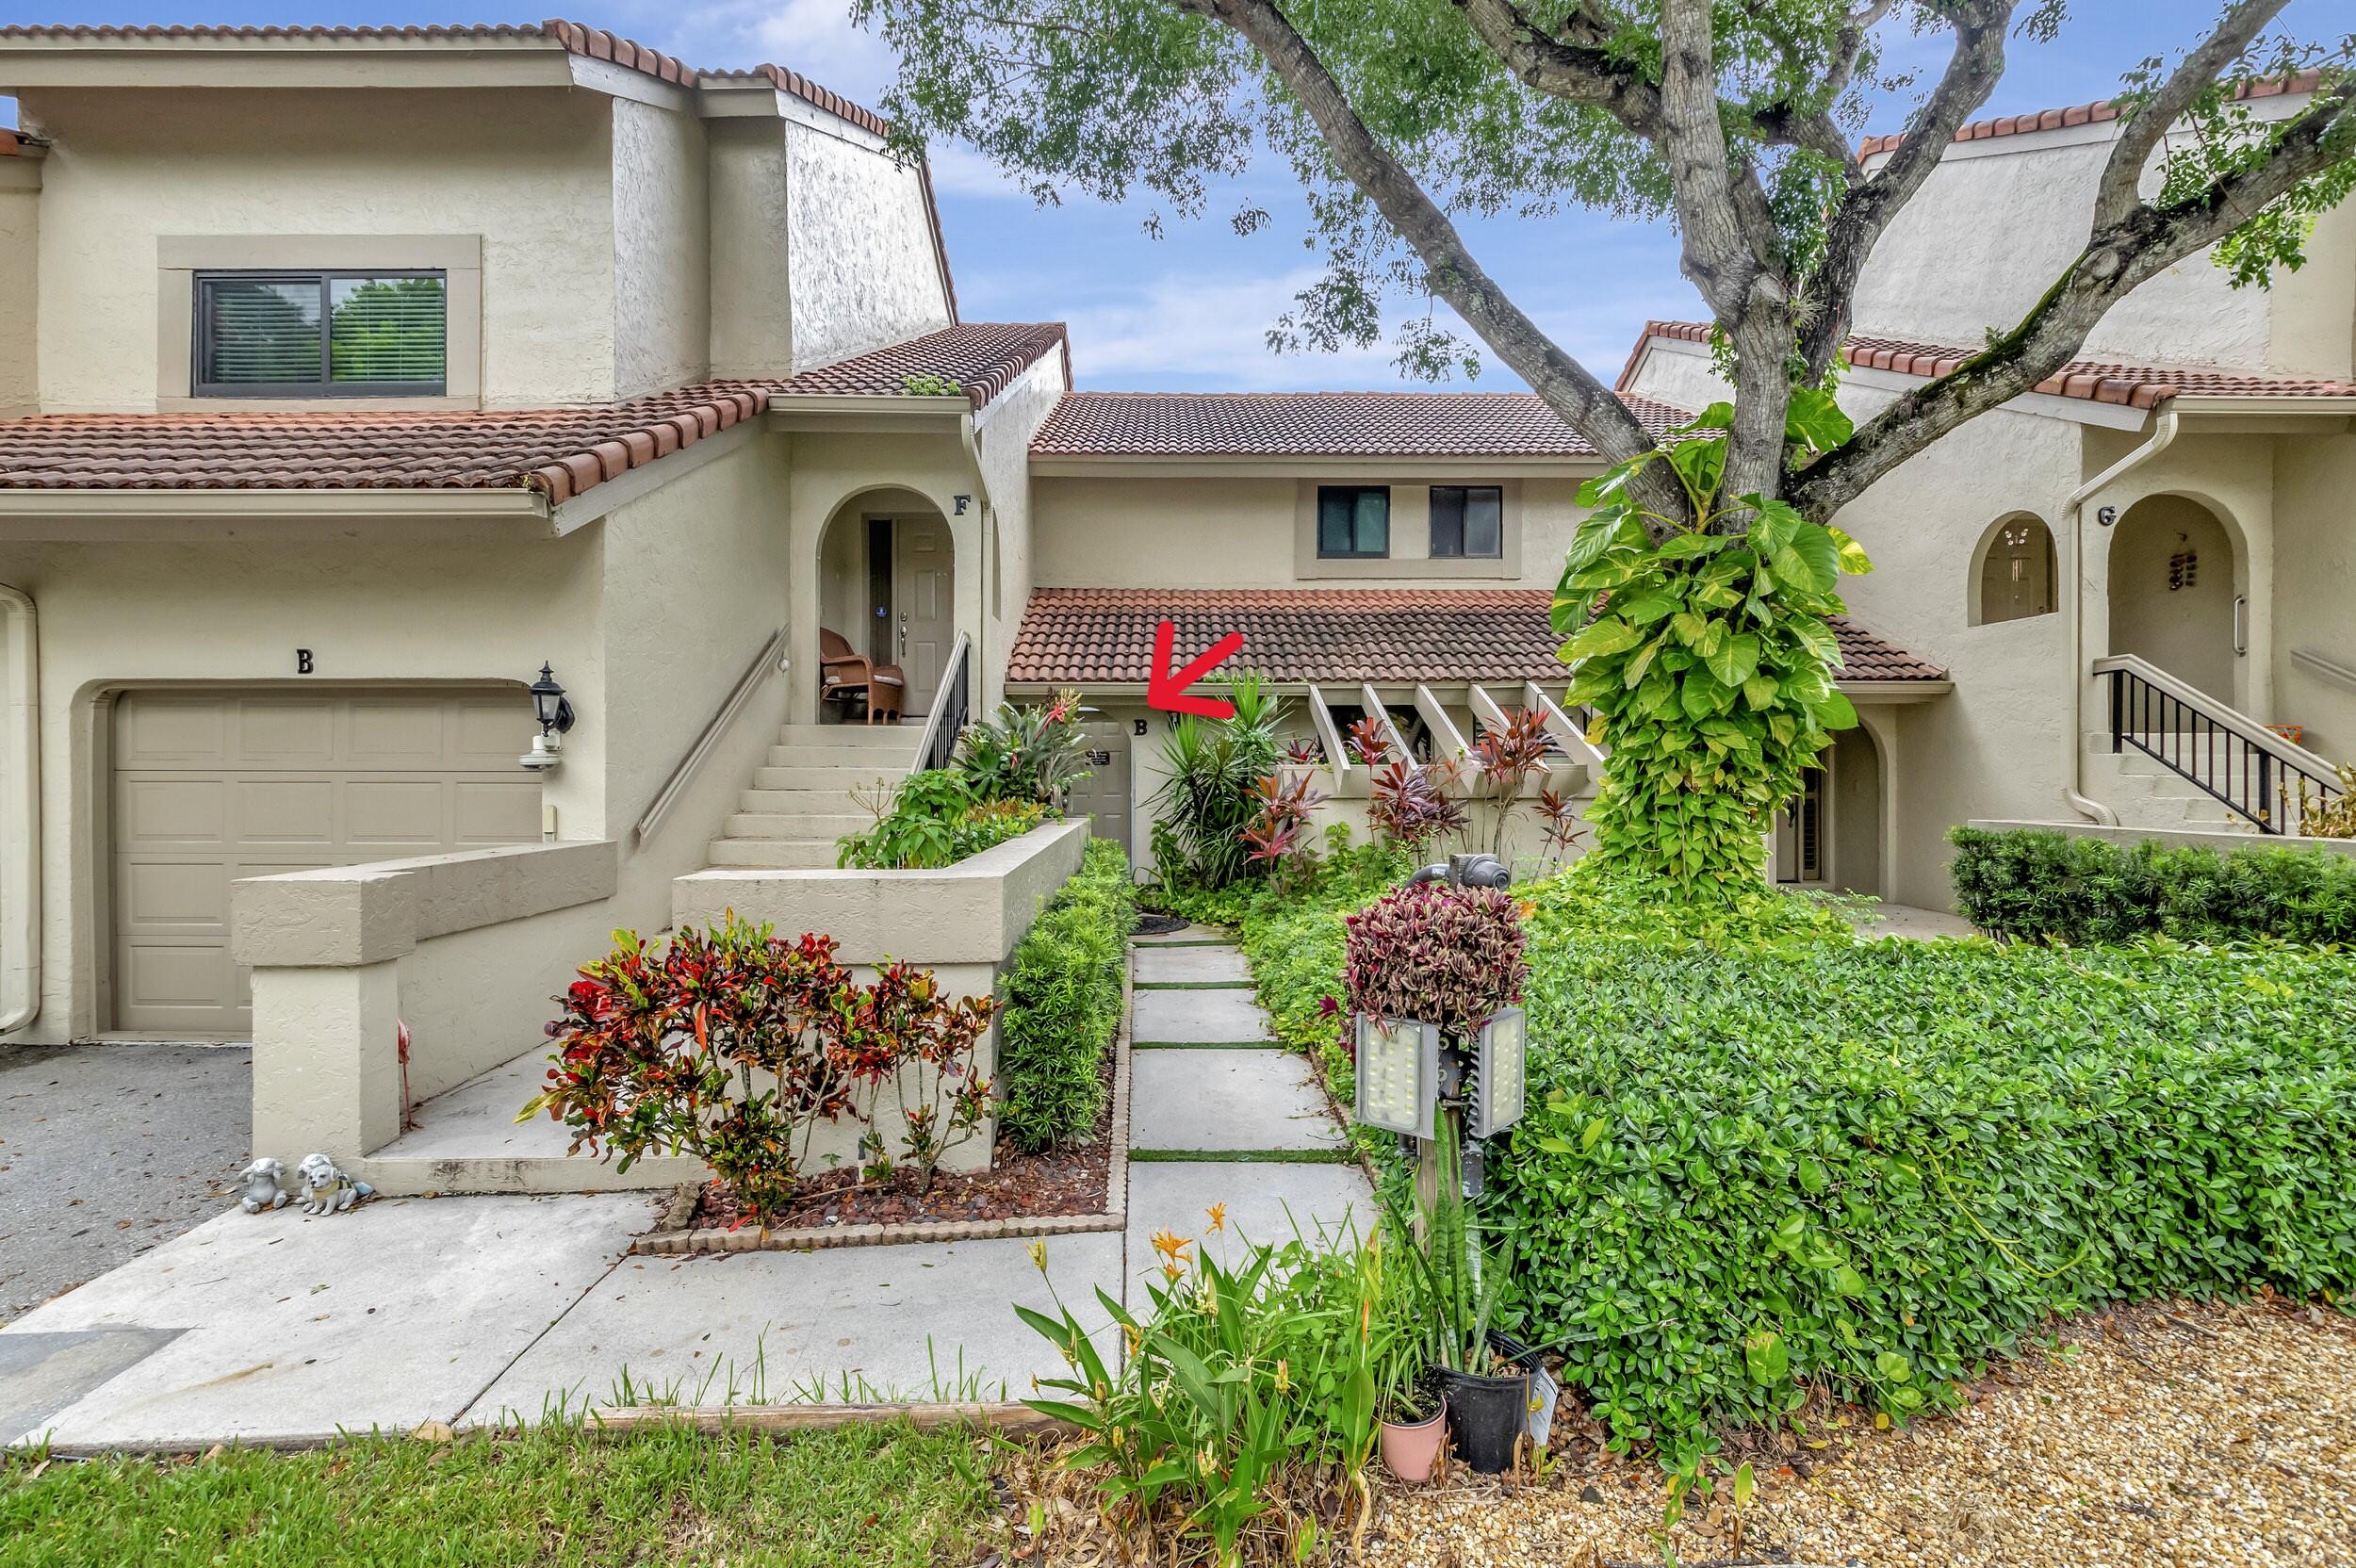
[1857,71,2325,157]
[1006,588,1946,687]
[1619,319,2356,409]
[0,323,1070,504]
[1033,391,1692,458]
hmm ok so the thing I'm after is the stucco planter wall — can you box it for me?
[669,817,1092,1175]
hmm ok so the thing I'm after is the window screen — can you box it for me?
[1317,486,1391,558]
[1430,485,1503,558]
[196,271,447,396]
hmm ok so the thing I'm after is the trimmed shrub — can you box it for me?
[1490,860,2356,1462]
[1950,825,2356,945]
[837,769,1050,870]
[997,840,1137,1152]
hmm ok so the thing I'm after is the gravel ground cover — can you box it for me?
[1358,1296,2356,1568]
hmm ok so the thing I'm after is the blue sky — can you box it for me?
[2,0,2341,389]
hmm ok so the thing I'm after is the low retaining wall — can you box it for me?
[1968,820,2356,859]
[233,841,621,1172]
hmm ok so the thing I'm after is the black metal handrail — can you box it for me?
[916,634,972,774]
[2103,662,2345,834]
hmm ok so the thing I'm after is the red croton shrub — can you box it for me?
[522,917,995,1218]
[1342,880,1528,1038]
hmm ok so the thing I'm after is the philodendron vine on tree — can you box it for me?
[1555,392,1871,893]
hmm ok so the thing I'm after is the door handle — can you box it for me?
[898,612,908,655]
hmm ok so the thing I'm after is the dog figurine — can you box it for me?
[237,1157,292,1214]
[295,1152,375,1216]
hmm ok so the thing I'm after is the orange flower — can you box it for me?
[1151,1229,1192,1266]
[1204,1203,1227,1233]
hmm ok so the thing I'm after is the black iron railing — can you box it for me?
[916,633,972,775]
[2102,658,2344,834]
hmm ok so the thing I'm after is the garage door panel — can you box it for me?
[112,689,538,1037]
[116,777,229,848]
[114,696,231,768]
[344,779,452,847]
[234,698,339,767]
[233,778,338,845]
[453,781,544,843]
[119,860,229,929]
[343,699,453,768]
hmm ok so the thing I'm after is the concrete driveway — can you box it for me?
[0,1042,251,1324]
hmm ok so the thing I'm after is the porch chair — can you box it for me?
[818,627,908,725]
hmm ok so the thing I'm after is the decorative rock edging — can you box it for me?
[630,948,1136,1256]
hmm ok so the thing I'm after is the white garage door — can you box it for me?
[111,689,543,1037]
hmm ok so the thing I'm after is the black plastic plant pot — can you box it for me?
[1434,1364,1530,1474]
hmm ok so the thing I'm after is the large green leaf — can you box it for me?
[1785,385,1854,453]
[1560,616,1642,662]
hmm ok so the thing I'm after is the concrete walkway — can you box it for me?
[1,919,1368,1449]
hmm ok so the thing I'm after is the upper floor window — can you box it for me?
[1430,485,1503,558]
[194,271,448,397]
[1317,485,1390,558]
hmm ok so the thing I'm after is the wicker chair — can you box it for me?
[819,627,908,724]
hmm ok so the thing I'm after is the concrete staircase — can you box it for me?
[2084,731,2262,835]
[705,722,919,869]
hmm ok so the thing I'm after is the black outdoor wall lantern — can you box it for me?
[520,662,577,772]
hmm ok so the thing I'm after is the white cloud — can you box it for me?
[924,143,1040,201]
[612,0,896,100]
[1043,267,1425,390]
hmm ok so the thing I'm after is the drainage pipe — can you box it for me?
[2057,406,2178,825]
[0,583,38,1034]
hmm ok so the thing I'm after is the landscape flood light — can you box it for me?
[1354,1013,1437,1137]
[1466,1005,1527,1139]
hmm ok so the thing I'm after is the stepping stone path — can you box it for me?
[1125,921,1371,1295]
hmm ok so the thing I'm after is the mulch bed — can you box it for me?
[685,1086,1115,1233]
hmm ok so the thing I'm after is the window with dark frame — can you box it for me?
[194,270,449,397]
[1430,485,1503,558]
[1317,485,1391,558]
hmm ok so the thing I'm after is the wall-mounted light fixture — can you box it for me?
[520,662,576,772]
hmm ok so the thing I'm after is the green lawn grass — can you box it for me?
[1,1421,996,1568]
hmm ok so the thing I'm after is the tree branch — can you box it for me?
[1789,79,2355,518]
[1796,2,2016,384]
[1448,0,1663,135]
[2093,0,2291,230]
[1172,0,1687,519]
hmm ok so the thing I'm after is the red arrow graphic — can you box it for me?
[1146,619,1245,718]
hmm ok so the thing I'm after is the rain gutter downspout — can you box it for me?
[2059,405,2178,825]
[0,584,38,1034]
[958,409,997,700]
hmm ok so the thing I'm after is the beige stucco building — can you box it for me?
[0,24,2349,1186]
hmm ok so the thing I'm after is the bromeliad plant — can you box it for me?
[522,918,996,1217]
[954,688,1090,807]
[1554,395,1872,896]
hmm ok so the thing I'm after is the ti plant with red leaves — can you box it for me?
[1345,715,1395,768]
[522,918,998,1217]
[1467,709,1552,860]
[1240,771,1328,890]
[1535,789,1589,867]
[1366,760,1467,858]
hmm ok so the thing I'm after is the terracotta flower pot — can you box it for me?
[1380,1405,1447,1482]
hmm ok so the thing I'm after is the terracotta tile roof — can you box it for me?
[0,20,916,136]
[781,323,1068,409]
[1033,391,1691,459]
[1006,588,1946,687]
[0,323,1070,504]
[1618,319,2356,409]
[1858,70,2326,157]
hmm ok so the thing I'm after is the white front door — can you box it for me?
[892,514,954,716]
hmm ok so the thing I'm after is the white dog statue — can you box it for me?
[237,1157,292,1214]
[295,1152,375,1216]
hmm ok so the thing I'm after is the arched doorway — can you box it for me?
[2108,494,2237,708]
[1773,725,1882,897]
[815,491,957,722]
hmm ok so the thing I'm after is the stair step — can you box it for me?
[765,744,922,768]
[738,787,883,812]
[775,723,918,745]
[752,764,907,791]
[704,838,843,869]
[724,812,872,838]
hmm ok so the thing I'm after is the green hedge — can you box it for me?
[1495,861,2356,1461]
[996,840,1137,1152]
[1950,824,2356,945]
